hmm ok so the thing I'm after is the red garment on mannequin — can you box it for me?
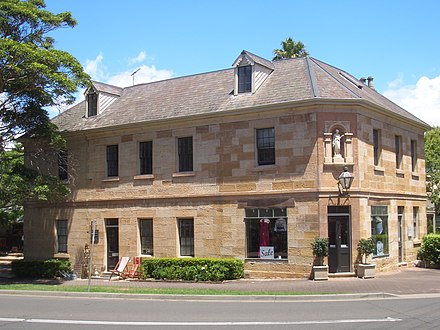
[259,219,270,246]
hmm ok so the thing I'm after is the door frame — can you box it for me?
[328,206,351,273]
[105,219,119,271]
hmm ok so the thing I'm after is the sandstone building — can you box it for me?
[23,51,430,278]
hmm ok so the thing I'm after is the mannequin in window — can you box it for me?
[332,129,345,157]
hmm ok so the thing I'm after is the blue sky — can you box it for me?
[46,0,440,126]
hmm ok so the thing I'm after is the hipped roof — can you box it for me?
[52,54,430,132]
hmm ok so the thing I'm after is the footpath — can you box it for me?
[1,266,438,297]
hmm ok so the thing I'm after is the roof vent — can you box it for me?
[339,72,363,89]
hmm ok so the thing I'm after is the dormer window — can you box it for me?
[232,51,274,96]
[87,91,98,117]
[238,65,252,93]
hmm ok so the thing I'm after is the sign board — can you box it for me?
[259,246,274,259]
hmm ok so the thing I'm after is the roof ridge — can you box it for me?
[309,57,363,99]
[239,50,274,69]
[305,57,319,97]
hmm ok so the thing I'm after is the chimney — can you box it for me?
[360,77,367,85]
[367,76,375,89]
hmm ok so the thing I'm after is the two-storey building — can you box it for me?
[23,51,430,278]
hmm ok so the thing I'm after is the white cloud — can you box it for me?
[84,53,106,81]
[106,65,173,87]
[84,52,173,88]
[383,75,440,127]
[47,52,172,118]
[128,51,146,65]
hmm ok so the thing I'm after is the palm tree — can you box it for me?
[273,37,309,60]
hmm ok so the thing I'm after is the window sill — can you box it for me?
[102,177,119,182]
[395,168,405,176]
[134,174,154,180]
[372,254,389,259]
[54,253,70,259]
[245,258,288,263]
[413,239,422,246]
[253,164,278,172]
[374,165,385,173]
[172,172,195,178]
[411,172,420,180]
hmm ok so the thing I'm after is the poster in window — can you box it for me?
[260,246,274,259]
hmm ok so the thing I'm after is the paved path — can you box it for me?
[5,267,435,296]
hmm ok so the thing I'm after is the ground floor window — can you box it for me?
[56,220,68,253]
[371,206,389,256]
[245,208,287,259]
[178,218,194,257]
[413,207,419,240]
[139,219,153,255]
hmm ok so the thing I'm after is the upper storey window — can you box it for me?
[87,91,98,117]
[238,65,252,93]
[232,51,274,96]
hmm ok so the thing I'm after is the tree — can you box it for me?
[0,0,89,227]
[273,36,309,61]
[425,127,440,213]
[0,144,70,228]
[0,0,90,146]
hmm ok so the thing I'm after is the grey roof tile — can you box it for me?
[52,55,430,132]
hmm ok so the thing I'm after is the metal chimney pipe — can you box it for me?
[367,76,375,89]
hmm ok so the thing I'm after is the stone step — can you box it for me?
[0,253,23,279]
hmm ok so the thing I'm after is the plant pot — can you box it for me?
[357,263,375,279]
[312,265,329,281]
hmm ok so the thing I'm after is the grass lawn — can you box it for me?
[0,283,332,296]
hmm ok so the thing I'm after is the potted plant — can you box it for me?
[357,238,376,279]
[311,237,329,280]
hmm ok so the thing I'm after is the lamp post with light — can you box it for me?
[338,166,354,196]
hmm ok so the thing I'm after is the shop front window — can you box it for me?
[371,206,389,256]
[245,208,287,259]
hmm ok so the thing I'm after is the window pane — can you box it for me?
[87,92,98,117]
[139,219,153,255]
[395,136,402,169]
[106,145,118,177]
[178,137,193,172]
[245,208,287,259]
[371,206,388,256]
[413,207,419,239]
[56,220,68,253]
[257,128,275,165]
[58,150,68,181]
[373,129,380,166]
[411,140,417,172]
[238,65,252,93]
[139,141,153,175]
[179,219,194,256]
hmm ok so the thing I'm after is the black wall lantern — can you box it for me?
[338,166,354,196]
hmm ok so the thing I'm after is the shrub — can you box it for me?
[418,234,440,267]
[11,259,71,278]
[357,238,375,264]
[141,258,244,281]
[311,237,329,266]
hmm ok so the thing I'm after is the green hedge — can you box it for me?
[418,234,440,267]
[11,259,72,278]
[141,258,244,281]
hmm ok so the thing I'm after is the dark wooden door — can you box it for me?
[328,215,351,273]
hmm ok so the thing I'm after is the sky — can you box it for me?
[45,0,440,127]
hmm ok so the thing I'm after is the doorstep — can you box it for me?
[328,272,356,278]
